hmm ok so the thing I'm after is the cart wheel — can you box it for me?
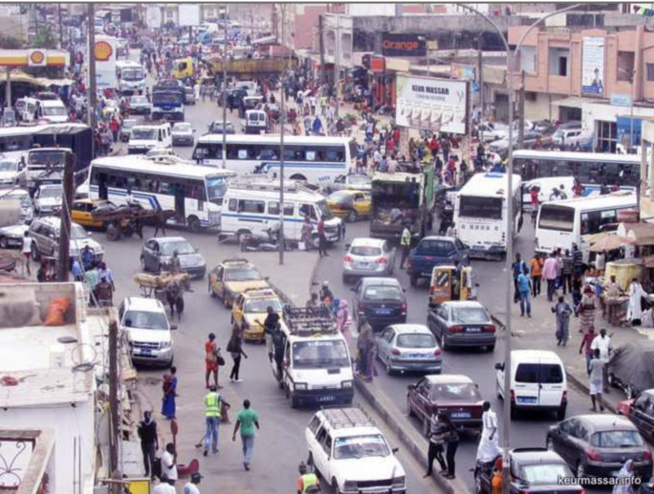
[106,223,121,242]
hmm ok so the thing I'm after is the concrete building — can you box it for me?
[276,4,328,52]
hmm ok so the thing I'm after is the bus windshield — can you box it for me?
[459,196,502,220]
[28,150,66,167]
[205,176,228,203]
[538,205,574,232]
[122,68,145,81]
[153,92,181,106]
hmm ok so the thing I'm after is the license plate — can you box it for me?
[318,395,335,402]
[357,262,370,269]
[375,309,393,315]
[408,353,426,359]
[138,348,152,356]
[466,327,482,333]
[450,412,471,419]
[517,396,537,404]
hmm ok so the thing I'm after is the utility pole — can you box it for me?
[319,15,326,85]
[87,3,97,160]
[334,16,340,118]
[108,320,120,494]
[4,70,11,117]
[477,36,484,143]
[58,4,63,49]
[279,3,286,266]
[518,70,525,148]
[57,152,74,282]
[222,3,228,170]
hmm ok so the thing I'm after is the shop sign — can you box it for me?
[381,33,427,57]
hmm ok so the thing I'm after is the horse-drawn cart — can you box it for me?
[92,206,180,242]
[133,271,189,319]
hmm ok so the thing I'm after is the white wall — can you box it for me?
[582,102,654,128]
[1,402,95,494]
[347,3,396,16]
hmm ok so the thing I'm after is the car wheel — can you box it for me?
[0,236,8,249]
[331,479,341,494]
[546,436,554,451]
[31,242,40,262]
[346,210,357,223]
[487,344,495,352]
[556,405,567,421]
[410,274,418,287]
[576,461,586,479]
[407,397,415,417]
[385,356,394,376]
[140,256,147,272]
[187,216,201,232]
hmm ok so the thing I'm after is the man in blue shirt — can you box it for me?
[81,245,94,270]
[517,266,532,318]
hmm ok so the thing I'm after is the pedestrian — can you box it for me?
[399,223,411,269]
[357,317,374,380]
[205,333,220,389]
[161,443,178,483]
[296,461,320,494]
[227,327,248,383]
[424,413,448,477]
[71,257,83,282]
[260,305,281,360]
[203,384,230,456]
[336,300,351,344]
[577,285,598,334]
[476,402,500,464]
[542,251,559,302]
[590,329,613,394]
[232,398,260,471]
[517,266,532,317]
[98,262,115,291]
[561,249,573,295]
[440,412,460,479]
[603,275,623,325]
[613,459,636,494]
[161,366,177,420]
[95,276,114,307]
[153,474,176,494]
[579,327,596,375]
[317,216,328,257]
[445,221,456,238]
[300,215,313,251]
[184,472,203,494]
[530,253,543,297]
[571,242,584,276]
[20,231,32,276]
[551,295,573,346]
[270,323,285,381]
[81,245,94,270]
[137,411,158,480]
[589,349,605,412]
[512,253,527,303]
[596,250,606,277]
[627,277,646,325]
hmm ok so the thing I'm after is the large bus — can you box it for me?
[192,134,356,185]
[535,191,638,262]
[453,172,522,259]
[116,60,147,95]
[84,156,236,231]
[25,148,72,190]
[513,150,640,188]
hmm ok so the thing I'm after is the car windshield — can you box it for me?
[0,160,18,172]
[397,333,435,349]
[224,267,263,281]
[42,106,67,116]
[211,121,233,132]
[348,175,371,186]
[131,128,157,140]
[450,307,489,324]
[520,464,570,485]
[244,298,282,313]
[131,96,148,104]
[123,310,168,330]
[351,245,382,257]
[70,224,88,240]
[160,240,195,255]
[174,123,192,132]
[590,430,644,448]
[363,285,403,301]
[430,382,481,402]
[40,186,62,198]
[315,200,334,220]
[333,435,390,460]
[291,339,350,369]
[205,176,228,203]
[415,239,455,256]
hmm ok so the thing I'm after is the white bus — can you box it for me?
[535,191,638,261]
[453,172,522,259]
[192,134,356,185]
[84,156,236,231]
[116,61,147,95]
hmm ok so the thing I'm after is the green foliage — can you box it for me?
[31,27,58,49]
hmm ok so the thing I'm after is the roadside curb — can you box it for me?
[354,376,472,494]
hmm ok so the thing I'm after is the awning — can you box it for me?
[551,96,595,109]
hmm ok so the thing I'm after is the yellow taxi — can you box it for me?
[71,199,117,229]
[231,288,285,342]
[326,190,371,223]
[208,258,270,308]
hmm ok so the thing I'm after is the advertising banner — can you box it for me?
[395,75,468,134]
[94,36,117,89]
[178,4,201,27]
[582,37,605,96]
[381,33,427,58]
[146,6,162,29]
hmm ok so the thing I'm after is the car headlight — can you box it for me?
[161,341,171,349]
[392,475,405,486]
[341,380,353,389]
[342,481,356,490]
[294,382,308,391]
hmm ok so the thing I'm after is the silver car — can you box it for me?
[171,122,195,146]
[375,324,442,375]
[342,237,396,283]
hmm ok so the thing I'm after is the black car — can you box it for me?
[546,414,653,481]
[351,277,407,331]
[618,389,654,444]
[474,448,582,494]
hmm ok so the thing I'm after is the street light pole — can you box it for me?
[222,3,228,170]
[279,3,286,265]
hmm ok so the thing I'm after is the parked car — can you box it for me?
[327,190,371,223]
[208,258,270,308]
[407,374,483,437]
[477,122,508,143]
[489,131,550,155]
[28,216,104,262]
[139,236,206,278]
[184,86,197,105]
[407,236,470,287]
[33,183,62,215]
[171,122,195,146]
[375,324,442,375]
[342,237,396,283]
[129,95,151,115]
[324,173,372,193]
[427,301,496,351]
[552,128,593,148]
[546,414,653,481]
[0,156,26,187]
[207,119,235,134]
[351,277,407,330]
[532,120,557,135]
[474,448,583,494]
[120,118,140,142]
[618,389,654,444]
[608,340,654,399]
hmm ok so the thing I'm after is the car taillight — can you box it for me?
[561,390,567,404]
[391,348,401,355]
[483,325,496,333]
[344,255,353,262]
[644,450,652,461]
[450,325,463,333]
[586,449,601,461]
[376,257,387,264]
[510,389,515,404]
[434,348,442,356]
[401,302,407,312]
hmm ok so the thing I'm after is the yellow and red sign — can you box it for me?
[94,40,113,62]
[0,49,69,67]
[28,50,46,66]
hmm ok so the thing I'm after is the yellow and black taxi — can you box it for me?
[208,258,270,308]
[71,198,117,229]
[326,190,371,223]
[231,288,286,342]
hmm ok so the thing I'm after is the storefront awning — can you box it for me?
[551,97,593,109]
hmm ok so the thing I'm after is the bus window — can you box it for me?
[238,199,265,214]
[259,146,278,160]
[306,150,317,161]
[539,205,574,232]
[268,202,294,216]
[324,147,345,162]
[228,199,237,212]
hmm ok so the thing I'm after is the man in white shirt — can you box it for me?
[590,329,613,393]
[476,401,500,462]
[152,475,176,494]
[184,472,203,494]
[161,443,178,482]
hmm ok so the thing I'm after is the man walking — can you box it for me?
[232,399,260,471]
[184,472,203,494]
[399,224,411,269]
[579,327,597,375]
[529,253,543,297]
[590,329,613,394]
[552,295,573,346]
[317,217,328,257]
[542,251,559,302]
[572,242,584,277]
[511,253,527,303]
[137,411,158,479]
[589,349,605,412]
[203,385,230,456]
[517,266,532,318]
[476,402,500,463]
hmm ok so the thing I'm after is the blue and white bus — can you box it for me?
[192,134,357,186]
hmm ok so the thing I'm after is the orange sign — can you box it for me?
[94,40,113,62]
[29,51,44,65]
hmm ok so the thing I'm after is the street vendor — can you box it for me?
[603,275,625,325]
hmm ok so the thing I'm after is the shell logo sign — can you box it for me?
[28,49,46,66]
[94,40,113,62]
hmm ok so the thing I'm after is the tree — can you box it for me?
[25,27,63,79]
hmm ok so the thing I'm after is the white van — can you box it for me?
[495,350,567,420]
[128,123,172,155]
[244,109,267,134]
[37,100,69,123]
[275,307,354,408]
[234,80,258,96]
[220,178,344,245]
[119,297,176,367]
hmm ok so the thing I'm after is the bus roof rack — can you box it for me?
[282,306,337,335]
[320,407,372,429]
[228,176,314,194]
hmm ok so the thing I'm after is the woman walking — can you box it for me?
[161,366,177,420]
[577,284,598,334]
[336,300,351,346]
[227,327,248,383]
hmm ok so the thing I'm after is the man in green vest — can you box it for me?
[399,223,412,270]
[296,461,320,494]
[203,385,230,457]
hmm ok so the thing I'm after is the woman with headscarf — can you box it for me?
[336,300,351,345]
[627,278,647,326]
[613,459,636,494]
[576,284,598,334]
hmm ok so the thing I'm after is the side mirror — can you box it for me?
[345,243,351,249]
[170,324,178,330]
[407,384,416,390]
[494,362,504,371]
[392,447,399,454]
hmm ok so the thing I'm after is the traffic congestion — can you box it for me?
[4,4,654,494]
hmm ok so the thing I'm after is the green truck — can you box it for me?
[370,163,435,242]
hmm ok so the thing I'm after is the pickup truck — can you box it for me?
[406,235,469,287]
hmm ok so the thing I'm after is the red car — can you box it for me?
[407,374,483,437]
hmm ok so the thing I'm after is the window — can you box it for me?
[538,205,574,232]
[308,417,322,435]
[430,382,482,401]
[590,430,644,448]
[548,48,569,77]
[397,333,435,348]
[539,364,564,384]
[617,51,635,82]
[267,201,294,216]
[238,199,265,214]
[459,196,503,220]
[519,46,537,75]
[299,204,317,220]
[647,63,654,82]
[415,239,455,257]
[515,363,539,383]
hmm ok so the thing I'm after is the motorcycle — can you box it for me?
[240,225,293,252]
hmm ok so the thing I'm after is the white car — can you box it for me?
[33,184,62,215]
[129,95,151,115]
[305,407,406,494]
[0,157,25,187]
[0,223,28,249]
[171,122,195,146]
